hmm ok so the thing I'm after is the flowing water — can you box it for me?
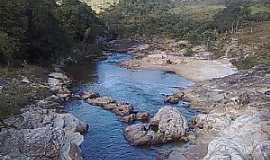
[65,53,197,160]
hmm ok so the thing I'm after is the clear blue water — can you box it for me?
[65,53,197,160]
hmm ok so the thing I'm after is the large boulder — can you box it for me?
[124,123,154,146]
[125,106,188,146]
[152,106,188,140]
[203,112,270,160]
[0,127,64,160]
[0,106,88,160]
[54,113,89,135]
[165,92,184,104]
[48,72,71,96]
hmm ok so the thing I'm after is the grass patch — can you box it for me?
[233,54,270,70]
[183,48,194,57]
[0,82,49,119]
[0,65,50,119]
[248,4,270,15]
[215,21,270,69]
[171,5,225,21]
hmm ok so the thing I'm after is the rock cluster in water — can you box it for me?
[78,91,190,146]
[165,92,191,104]
[78,91,150,123]
[124,106,188,146]
[0,71,88,160]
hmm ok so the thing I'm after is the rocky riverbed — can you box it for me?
[164,65,270,160]
[0,70,88,160]
[109,39,270,159]
[0,37,269,160]
[120,61,270,159]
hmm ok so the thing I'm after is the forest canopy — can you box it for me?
[0,0,105,66]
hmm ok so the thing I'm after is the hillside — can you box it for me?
[100,0,270,69]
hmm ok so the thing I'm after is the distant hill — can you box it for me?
[82,0,269,13]
[82,0,223,13]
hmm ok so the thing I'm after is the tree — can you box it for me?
[0,32,19,66]
[0,0,105,65]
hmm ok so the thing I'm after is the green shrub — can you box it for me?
[183,48,194,57]
[233,54,270,69]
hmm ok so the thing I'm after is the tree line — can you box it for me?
[0,0,105,66]
[101,0,270,43]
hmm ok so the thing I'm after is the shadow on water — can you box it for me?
[64,60,99,85]
[65,53,198,160]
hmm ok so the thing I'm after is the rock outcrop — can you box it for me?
[0,72,88,160]
[48,72,71,100]
[164,65,270,160]
[0,98,88,160]
[165,92,189,104]
[124,106,188,146]
[204,112,270,160]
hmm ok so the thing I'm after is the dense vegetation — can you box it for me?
[1,0,268,65]
[101,0,270,44]
[0,0,269,120]
[0,0,105,66]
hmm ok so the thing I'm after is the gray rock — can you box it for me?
[0,106,88,160]
[113,103,134,116]
[125,123,153,145]
[21,76,30,84]
[0,71,86,160]
[136,112,150,122]
[87,96,115,107]
[75,121,89,135]
[80,91,99,100]
[48,72,71,95]
[125,106,188,146]
[48,72,69,80]
[203,112,270,160]
[0,127,64,160]
[86,96,135,120]
[152,106,188,141]
[253,141,270,160]
[121,114,136,123]
[165,92,188,104]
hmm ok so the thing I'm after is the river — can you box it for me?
[65,53,198,160]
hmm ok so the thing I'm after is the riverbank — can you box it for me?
[116,38,237,82]
[0,65,88,159]
[167,65,270,160]
[109,38,270,159]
